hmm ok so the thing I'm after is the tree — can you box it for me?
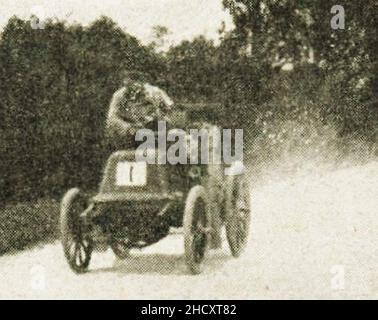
[165,36,219,102]
[222,0,377,138]
[0,16,164,202]
[149,25,171,51]
[223,0,377,99]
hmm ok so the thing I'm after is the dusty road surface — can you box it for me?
[0,161,377,299]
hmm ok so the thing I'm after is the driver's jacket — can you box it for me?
[105,82,174,148]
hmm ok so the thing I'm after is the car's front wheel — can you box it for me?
[225,175,251,258]
[183,185,209,274]
[60,188,93,273]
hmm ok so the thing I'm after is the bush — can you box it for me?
[0,199,59,254]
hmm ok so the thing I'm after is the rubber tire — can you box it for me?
[225,175,251,258]
[183,185,208,275]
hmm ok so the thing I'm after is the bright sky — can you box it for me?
[0,0,234,46]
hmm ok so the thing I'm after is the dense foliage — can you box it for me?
[0,199,59,253]
[0,2,376,205]
[0,17,163,202]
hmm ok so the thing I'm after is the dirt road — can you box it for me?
[0,161,377,299]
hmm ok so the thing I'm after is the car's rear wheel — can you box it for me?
[225,175,251,258]
[183,185,209,274]
[60,188,93,273]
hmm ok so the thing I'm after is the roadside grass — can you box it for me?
[0,199,60,255]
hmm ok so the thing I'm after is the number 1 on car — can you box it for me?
[116,161,147,186]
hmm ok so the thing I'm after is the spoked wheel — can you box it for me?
[60,188,93,274]
[183,185,209,275]
[225,175,251,258]
[110,238,131,259]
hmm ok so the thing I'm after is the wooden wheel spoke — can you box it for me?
[78,248,83,265]
[82,239,91,252]
[73,242,80,263]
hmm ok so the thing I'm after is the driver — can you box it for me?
[105,71,174,150]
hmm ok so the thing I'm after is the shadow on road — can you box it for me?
[91,250,232,276]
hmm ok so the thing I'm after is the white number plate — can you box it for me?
[115,161,147,186]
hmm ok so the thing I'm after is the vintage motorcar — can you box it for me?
[60,107,250,274]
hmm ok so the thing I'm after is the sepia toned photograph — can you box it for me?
[0,0,377,301]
